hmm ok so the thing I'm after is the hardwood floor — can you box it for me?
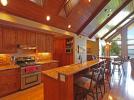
[0,84,44,100]
[103,61,134,100]
[1,61,134,100]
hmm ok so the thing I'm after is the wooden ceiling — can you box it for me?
[0,0,109,33]
[0,0,133,39]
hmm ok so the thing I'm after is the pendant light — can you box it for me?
[0,0,8,6]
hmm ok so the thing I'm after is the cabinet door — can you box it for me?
[26,31,36,45]
[16,30,36,46]
[48,62,59,69]
[41,62,58,71]
[2,27,17,53]
[46,35,54,53]
[36,33,46,52]
[0,68,20,97]
[16,29,27,45]
[0,27,2,53]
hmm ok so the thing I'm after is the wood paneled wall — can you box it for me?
[53,38,74,66]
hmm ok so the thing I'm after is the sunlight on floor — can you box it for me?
[104,61,134,100]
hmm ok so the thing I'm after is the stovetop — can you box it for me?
[15,56,36,67]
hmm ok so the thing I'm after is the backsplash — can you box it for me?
[0,52,52,66]
[36,52,52,62]
[0,54,12,65]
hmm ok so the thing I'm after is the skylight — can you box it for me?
[95,0,134,39]
[30,0,44,6]
[107,11,130,26]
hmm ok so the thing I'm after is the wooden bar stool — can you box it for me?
[112,57,125,76]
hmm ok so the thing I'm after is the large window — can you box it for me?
[127,25,134,58]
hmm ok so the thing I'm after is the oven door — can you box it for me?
[21,72,41,89]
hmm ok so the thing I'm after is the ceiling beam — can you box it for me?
[76,0,110,35]
[101,11,134,39]
[88,0,132,38]
[106,18,134,41]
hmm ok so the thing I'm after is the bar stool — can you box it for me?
[84,61,111,94]
[102,62,111,93]
[112,57,125,76]
[75,68,103,100]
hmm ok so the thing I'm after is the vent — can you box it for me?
[30,0,44,6]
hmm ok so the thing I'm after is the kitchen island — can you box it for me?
[42,59,105,100]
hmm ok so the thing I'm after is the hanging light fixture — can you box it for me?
[0,0,8,6]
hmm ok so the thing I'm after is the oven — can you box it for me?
[20,65,41,90]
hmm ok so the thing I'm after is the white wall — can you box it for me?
[74,35,89,63]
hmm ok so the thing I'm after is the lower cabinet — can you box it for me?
[0,68,20,97]
[41,62,59,71]
[41,62,58,82]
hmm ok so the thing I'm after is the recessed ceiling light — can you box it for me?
[0,0,8,6]
[46,16,51,21]
[68,25,71,28]
[88,0,91,3]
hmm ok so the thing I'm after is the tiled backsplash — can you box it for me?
[0,54,12,65]
[36,52,52,62]
[0,52,52,65]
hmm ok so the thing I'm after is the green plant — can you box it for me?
[110,41,121,56]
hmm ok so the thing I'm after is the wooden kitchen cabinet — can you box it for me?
[46,35,54,53]
[36,33,46,52]
[16,29,27,45]
[16,30,36,46]
[2,27,17,53]
[0,68,20,97]
[41,62,59,71]
[41,61,58,82]
[26,31,36,45]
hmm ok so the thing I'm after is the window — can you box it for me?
[127,25,134,58]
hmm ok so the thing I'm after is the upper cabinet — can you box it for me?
[36,33,54,53]
[36,33,46,52]
[16,30,36,46]
[0,27,2,53]
[2,27,17,53]
[0,25,54,54]
[26,31,36,45]
[16,29,27,45]
[46,35,54,53]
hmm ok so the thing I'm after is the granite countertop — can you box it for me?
[36,60,59,65]
[0,64,19,71]
[0,60,58,71]
[42,59,105,80]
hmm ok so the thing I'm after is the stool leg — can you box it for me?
[103,81,106,93]
[99,85,103,97]
[96,86,98,100]
[122,65,125,75]
[118,65,121,75]
[112,65,115,75]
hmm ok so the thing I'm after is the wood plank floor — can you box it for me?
[0,84,44,100]
[1,61,134,100]
[103,61,134,100]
